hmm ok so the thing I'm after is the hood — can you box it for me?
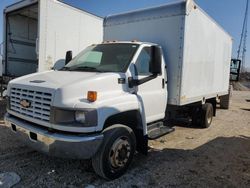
[8,70,128,108]
[9,70,99,90]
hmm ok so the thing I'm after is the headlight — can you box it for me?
[50,107,97,127]
[75,111,86,123]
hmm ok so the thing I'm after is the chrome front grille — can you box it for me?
[10,87,52,122]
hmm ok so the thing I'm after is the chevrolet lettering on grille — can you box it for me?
[20,99,31,108]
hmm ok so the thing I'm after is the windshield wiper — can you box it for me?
[60,67,71,71]
[69,66,103,72]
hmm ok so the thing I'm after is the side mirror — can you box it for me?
[230,59,241,81]
[65,51,72,65]
[150,46,162,75]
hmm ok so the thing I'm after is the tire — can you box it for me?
[220,85,232,109]
[199,103,213,128]
[92,124,136,180]
[220,94,230,109]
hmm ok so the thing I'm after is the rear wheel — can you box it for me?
[199,103,213,128]
[92,124,136,180]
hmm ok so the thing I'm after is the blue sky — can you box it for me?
[0,0,249,68]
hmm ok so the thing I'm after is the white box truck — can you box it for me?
[4,0,232,180]
[0,0,103,95]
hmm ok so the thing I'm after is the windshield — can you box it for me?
[62,43,139,72]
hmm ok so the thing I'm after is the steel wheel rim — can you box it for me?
[207,108,213,125]
[109,136,131,169]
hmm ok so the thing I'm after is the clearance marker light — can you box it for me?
[87,91,97,102]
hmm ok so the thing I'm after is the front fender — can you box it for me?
[95,93,141,131]
[60,92,147,134]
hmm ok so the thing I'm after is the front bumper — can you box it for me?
[4,114,103,159]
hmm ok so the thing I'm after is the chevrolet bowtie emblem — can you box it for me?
[20,99,31,108]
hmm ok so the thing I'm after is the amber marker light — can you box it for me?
[87,91,97,102]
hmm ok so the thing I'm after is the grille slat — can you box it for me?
[10,94,51,105]
[10,87,52,122]
[11,104,50,118]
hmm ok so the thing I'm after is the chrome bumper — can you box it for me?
[4,113,103,159]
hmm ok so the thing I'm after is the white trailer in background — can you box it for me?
[1,0,103,77]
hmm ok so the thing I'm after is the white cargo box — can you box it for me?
[104,0,232,106]
[1,0,103,77]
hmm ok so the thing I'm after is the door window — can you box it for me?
[135,47,152,75]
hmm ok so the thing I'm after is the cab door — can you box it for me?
[133,45,167,123]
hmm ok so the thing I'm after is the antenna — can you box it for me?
[237,0,249,72]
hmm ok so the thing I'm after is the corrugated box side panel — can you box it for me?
[180,4,232,105]
[104,1,187,105]
[38,0,103,72]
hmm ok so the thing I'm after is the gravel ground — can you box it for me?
[232,82,250,91]
[0,91,250,187]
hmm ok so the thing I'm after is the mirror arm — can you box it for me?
[65,51,73,65]
[128,74,157,88]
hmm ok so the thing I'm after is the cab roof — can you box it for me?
[100,40,158,46]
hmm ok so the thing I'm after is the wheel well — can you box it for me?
[104,110,148,155]
[206,98,217,116]
[104,110,142,130]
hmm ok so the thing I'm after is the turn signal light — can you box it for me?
[87,91,97,102]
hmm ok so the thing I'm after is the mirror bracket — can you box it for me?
[65,51,73,65]
[128,74,157,88]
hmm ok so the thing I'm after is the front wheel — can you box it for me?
[92,124,136,180]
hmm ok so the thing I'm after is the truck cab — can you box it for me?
[5,41,169,180]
